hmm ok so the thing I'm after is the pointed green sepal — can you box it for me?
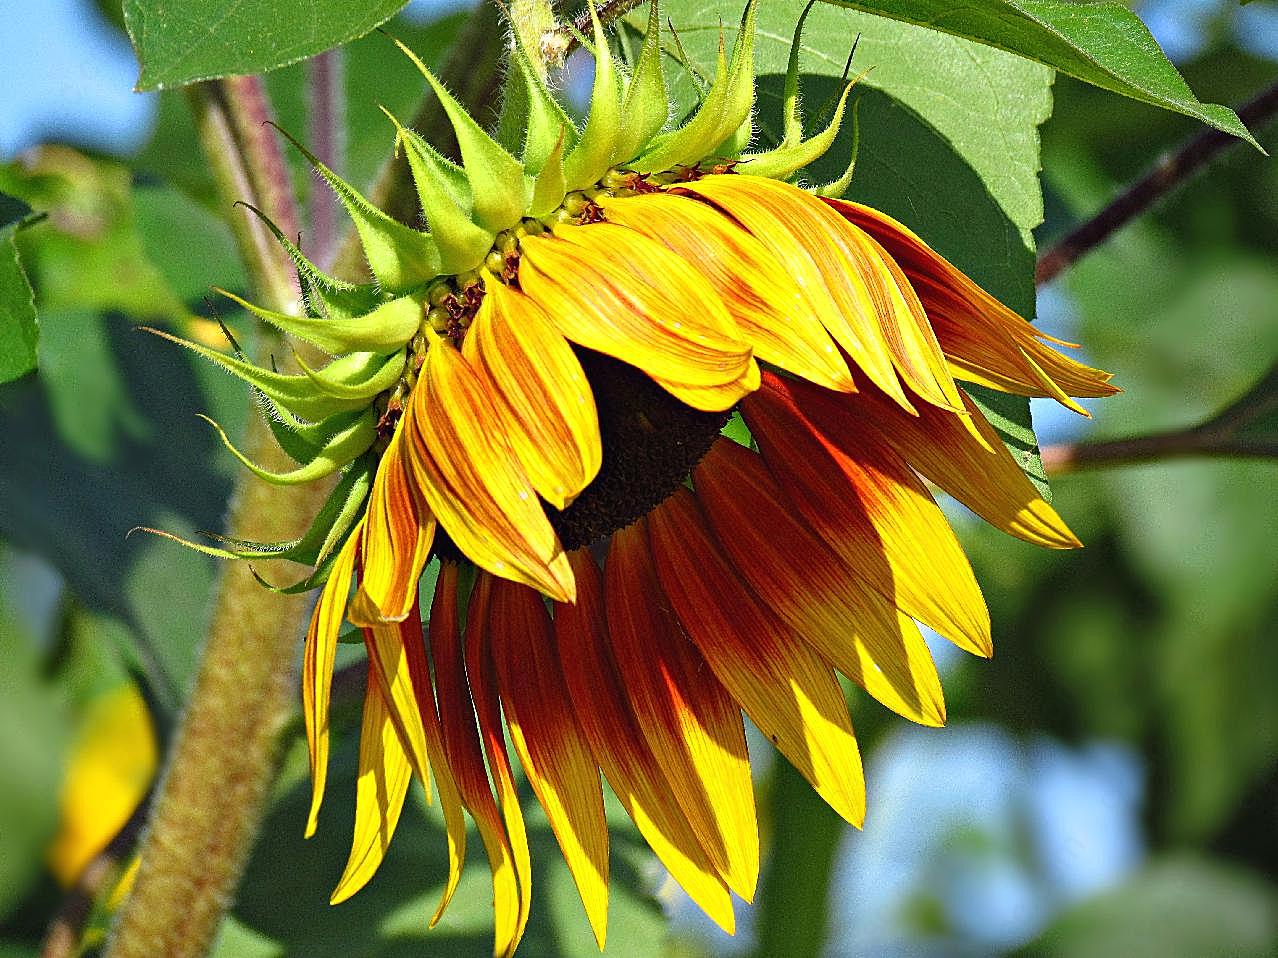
[633,29,729,172]
[502,38,578,173]
[294,349,407,401]
[387,34,526,232]
[145,327,373,422]
[711,0,760,156]
[270,122,441,292]
[778,0,818,148]
[199,408,377,486]
[380,108,497,275]
[810,96,863,198]
[614,0,669,163]
[529,128,569,219]
[216,287,422,356]
[129,525,298,562]
[563,2,622,190]
[740,79,854,179]
[236,201,383,321]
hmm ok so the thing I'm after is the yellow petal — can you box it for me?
[599,192,854,392]
[404,342,575,602]
[463,280,602,510]
[303,523,362,838]
[694,439,946,727]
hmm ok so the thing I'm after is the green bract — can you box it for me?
[156,0,861,578]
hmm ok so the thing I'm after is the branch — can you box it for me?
[1036,79,1278,286]
[555,0,645,56]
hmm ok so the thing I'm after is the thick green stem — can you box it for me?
[102,80,327,958]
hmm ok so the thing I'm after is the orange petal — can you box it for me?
[519,223,755,407]
[601,539,760,900]
[488,577,611,949]
[694,439,946,727]
[464,574,534,953]
[403,342,575,602]
[646,490,867,828]
[599,192,854,392]
[463,280,602,510]
[743,374,992,657]
[829,198,1118,411]
[798,376,1081,549]
[330,673,412,903]
[552,549,737,932]
[303,523,362,838]
[350,431,435,625]
[677,174,911,412]
[429,564,525,952]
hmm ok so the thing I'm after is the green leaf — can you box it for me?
[0,218,37,386]
[818,0,1258,148]
[123,0,411,90]
[964,384,1051,502]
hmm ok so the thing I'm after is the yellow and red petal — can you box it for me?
[552,548,737,932]
[518,223,755,406]
[488,577,611,948]
[829,198,1118,410]
[599,192,854,392]
[694,439,946,727]
[601,539,760,900]
[463,280,602,510]
[797,376,1081,549]
[646,489,867,828]
[303,522,362,838]
[349,432,435,625]
[743,374,992,657]
[429,564,526,952]
[677,174,911,412]
[403,342,575,602]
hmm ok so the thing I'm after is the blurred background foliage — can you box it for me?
[1,0,1276,955]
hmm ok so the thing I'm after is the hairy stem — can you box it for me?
[1036,79,1278,286]
[102,79,330,958]
[307,48,347,269]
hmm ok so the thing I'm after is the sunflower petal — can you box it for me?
[646,491,867,828]
[601,540,759,899]
[553,550,737,932]
[303,524,362,838]
[694,439,945,726]
[463,280,602,510]
[519,224,755,400]
[599,192,853,392]
[744,374,992,657]
[430,565,528,946]
[404,342,575,602]
[489,577,610,949]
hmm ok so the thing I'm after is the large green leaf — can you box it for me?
[819,0,1257,146]
[123,0,410,89]
[0,194,37,385]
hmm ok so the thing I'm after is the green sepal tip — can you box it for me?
[198,408,377,486]
[563,1,622,191]
[216,287,423,356]
[613,0,669,163]
[741,79,856,180]
[293,349,407,402]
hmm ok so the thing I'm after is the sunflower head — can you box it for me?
[153,2,1119,954]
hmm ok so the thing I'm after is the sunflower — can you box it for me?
[156,2,1116,952]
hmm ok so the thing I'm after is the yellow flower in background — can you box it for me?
[154,2,1116,953]
[48,683,156,887]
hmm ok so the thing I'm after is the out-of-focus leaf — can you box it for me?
[122,0,410,89]
[817,0,1257,146]
[0,193,38,384]
[1016,856,1278,958]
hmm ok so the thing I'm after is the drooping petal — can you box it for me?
[303,523,362,838]
[488,577,610,948]
[464,575,534,952]
[429,565,524,953]
[601,540,759,899]
[694,439,946,727]
[743,374,992,657]
[598,192,854,392]
[330,673,413,902]
[795,376,1082,549]
[646,491,867,828]
[828,198,1118,410]
[349,431,435,625]
[519,224,756,407]
[677,174,910,411]
[552,549,737,932]
[403,342,575,602]
[463,280,602,510]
